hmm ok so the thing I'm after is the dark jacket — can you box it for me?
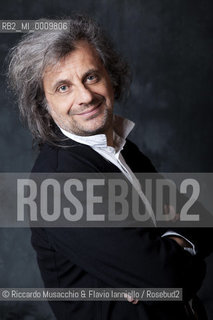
[31,137,207,320]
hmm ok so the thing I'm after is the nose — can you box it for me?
[76,83,93,105]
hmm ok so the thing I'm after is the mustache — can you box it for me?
[69,97,105,115]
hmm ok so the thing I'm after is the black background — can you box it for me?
[0,0,212,319]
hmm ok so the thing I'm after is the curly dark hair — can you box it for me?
[8,14,131,146]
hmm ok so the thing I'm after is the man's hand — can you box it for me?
[124,293,139,304]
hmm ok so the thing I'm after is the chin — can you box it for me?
[80,119,106,134]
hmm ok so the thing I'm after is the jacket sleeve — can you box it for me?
[41,226,205,301]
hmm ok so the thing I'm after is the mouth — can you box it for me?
[77,102,103,117]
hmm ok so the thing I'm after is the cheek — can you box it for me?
[105,81,114,101]
[106,87,114,105]
[98,81,114,102]
[49,96,73,114]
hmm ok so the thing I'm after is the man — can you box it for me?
[8,14,211,320]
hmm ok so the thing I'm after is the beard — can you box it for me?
[66,105,113,136]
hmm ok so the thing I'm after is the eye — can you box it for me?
[86,74,99,83]
[57,85,69,93]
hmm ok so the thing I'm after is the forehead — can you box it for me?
[43,40,104,79]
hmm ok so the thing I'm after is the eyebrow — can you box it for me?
[51,68,100,91]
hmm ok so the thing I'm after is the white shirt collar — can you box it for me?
[59,114,135,152]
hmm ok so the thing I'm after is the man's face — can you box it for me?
[43,40,114,137]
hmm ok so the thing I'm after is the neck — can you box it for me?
[106,128,114,147]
